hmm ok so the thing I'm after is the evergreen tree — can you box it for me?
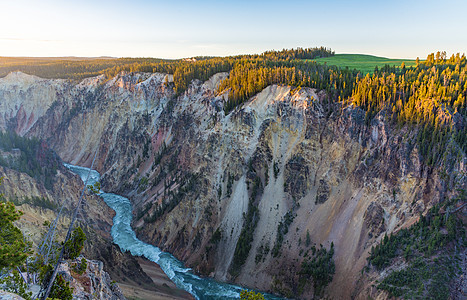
[63,227,86,260]
[0,177,31,271]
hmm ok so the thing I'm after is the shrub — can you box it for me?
[72,258,88,275]
[240,290,265,300]
[49,274,73,300]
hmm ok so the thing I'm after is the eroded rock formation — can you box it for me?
[1,71,465,299]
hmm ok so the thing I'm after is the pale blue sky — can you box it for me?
[0,0,466,59]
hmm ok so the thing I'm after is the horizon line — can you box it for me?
[0,52,426,61]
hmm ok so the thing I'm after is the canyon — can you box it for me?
[0,70,465,299]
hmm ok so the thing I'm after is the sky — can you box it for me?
[0,0,466,59]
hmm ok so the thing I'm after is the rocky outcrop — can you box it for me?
[57,257,126,300]
[0,165,100,248]
[0,290,26,300]
[284,155,310,200]
[363,202,385,239]
[1,71,465,299]
[315,179,330,204]
[0,257,129,300]
[0,135,158,299]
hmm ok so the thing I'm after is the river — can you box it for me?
[65,164,283,300]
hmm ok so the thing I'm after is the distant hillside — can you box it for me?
[0,56,170,80]
[311,54,417,74]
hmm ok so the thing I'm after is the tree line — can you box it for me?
[0,57,168,80]
[219,57,356,113]
[0,47,336,95]
[351,52,467,164]
[261,46,334,60]
[2,49,465,164]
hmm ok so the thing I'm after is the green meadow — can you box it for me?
[311,54,417,74]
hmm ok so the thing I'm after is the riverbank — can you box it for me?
[118,257,194,300]
[66,164,277,300]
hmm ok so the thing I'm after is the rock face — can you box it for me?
[363,202,385,239]
[0,163,111,248]
[0,71,465,299]
[0,106,156,299]
[57,257,126,300]
[0,290,26,300]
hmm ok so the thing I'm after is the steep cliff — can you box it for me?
[52,257,126,300]
[0,258,127,300]
[1,71,465,299]
[0,117,164,299]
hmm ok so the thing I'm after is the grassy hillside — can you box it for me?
[311,54,417,74]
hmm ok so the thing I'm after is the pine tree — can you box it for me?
[0,177,31,271]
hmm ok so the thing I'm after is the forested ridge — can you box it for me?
[0,57,168,80]
[1,48,466,164]
[218,58,355,112]
[366,194,465,299]
[0,47,335,94]
[350,52,467,164]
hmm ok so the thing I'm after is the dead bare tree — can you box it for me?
[39,150,98,300]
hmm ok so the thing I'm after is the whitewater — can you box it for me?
[65,164,283,300]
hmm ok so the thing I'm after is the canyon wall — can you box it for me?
[1,71,464,299]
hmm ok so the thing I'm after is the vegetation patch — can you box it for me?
[350,53,466,163]
[240,289,266,300]
[49,274,74,300]
[63,227,86,260]
[378,255,457,299]
[7,195,58,210]
[271,211,295,257]
[210,227,223,245]
[72,258,88,275]
[230,175,262,277]
[299,243,335,297]
[255,242,270,264]
[0,186,31,271]
[367,195,466,299]
[0,270,33,300]
[144,172,199,222]
[0,131,60,190]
